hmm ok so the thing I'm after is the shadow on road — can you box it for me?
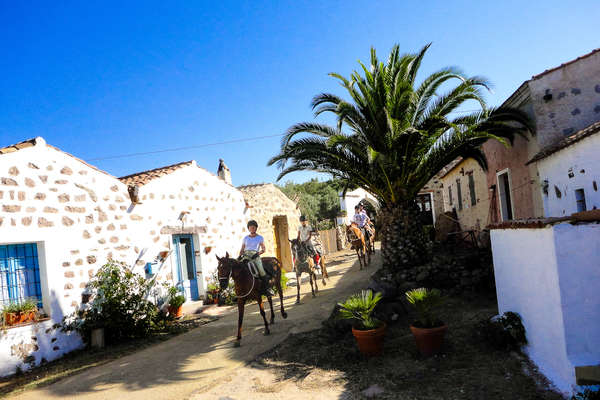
[13,248,379,399]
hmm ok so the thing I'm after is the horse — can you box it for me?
[346,223,369,269]
[289,239,319,304]
[364,224,376,255]
[216,252,287,347]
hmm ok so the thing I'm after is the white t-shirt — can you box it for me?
[243,234,264,252]
[352,212,368,228]
[298,225,312,242]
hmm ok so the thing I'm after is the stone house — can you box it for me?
[237,184,300,272]
[440,157,491,231]
[0,137,246,376]
[482,48,600,223]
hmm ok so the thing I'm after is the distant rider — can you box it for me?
[239,220,273,296]
[297,215,317,259]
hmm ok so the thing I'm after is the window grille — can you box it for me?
[468,174,477,206]
[0,243,42,308]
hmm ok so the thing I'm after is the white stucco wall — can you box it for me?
[0,319,82,376]
[338,188,379,225]
[0,138,247,376]
[536,133,600,217]
[491,223,600,395]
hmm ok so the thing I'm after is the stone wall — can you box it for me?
[441,158,491,231]
[0,138,247,375]
[238,184,300,271]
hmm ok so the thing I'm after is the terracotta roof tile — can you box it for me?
[119,161,194,186]
[530,48,600,81]
[526,121,600,165]
[0,138,37,154]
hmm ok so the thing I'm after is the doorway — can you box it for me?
[273,216,293,272]
[497,169,514,221]
[172,234,199,301]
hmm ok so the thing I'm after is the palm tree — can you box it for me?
[268,44,532,275]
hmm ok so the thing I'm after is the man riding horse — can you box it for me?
[296,215,319,269]
[238,220,273,296]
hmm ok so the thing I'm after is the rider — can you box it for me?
[352,205,372,240]
[359,204,375,236]
[239,220,273,296]
[297,216,317,262]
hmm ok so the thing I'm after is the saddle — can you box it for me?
[239,253,274,279]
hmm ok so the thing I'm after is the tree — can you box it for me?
[268,43,532,277]
[279,179,342,229]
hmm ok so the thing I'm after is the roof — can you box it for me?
[237,183,274,190]
[0,137,115,178]
[438,158,464,179]
[526,121,600,164]
[530,48,600,81]
[0,138,38,154]
[119,161,194,186]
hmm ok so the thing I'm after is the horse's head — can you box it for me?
[215,252,234,291]
[289,238,299,260]
[289,238,309,263]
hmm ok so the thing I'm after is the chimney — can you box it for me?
[217,159,232,184]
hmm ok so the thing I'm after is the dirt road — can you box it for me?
[10,249,376,400]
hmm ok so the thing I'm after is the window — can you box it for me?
[497,170,513,221]
[0,243,42,308]
[468,174,477,206]
[448,186,453,206]
[456,179,463,211]
[575,189,587,212]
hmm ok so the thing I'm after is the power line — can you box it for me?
[85,109,487,162]
[86,133,287,162]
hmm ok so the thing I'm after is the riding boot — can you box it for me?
[261,275,274,296]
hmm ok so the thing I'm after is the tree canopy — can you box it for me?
[278,179,343,229]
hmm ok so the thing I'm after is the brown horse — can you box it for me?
[289,239,319,304]
[216,252,287,347]
[346,223,369,269]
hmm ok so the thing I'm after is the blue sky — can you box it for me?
[1,1,598,186]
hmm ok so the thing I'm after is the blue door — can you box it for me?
[172,235,199,301]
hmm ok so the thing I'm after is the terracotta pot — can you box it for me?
[352,322,386,356]
[410,324,448,356]
[168,305,183,318]
[4,311,36,326]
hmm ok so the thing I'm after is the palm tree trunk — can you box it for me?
[379,201,431,275]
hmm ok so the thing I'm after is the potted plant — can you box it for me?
[338,290,385,356]
[167,287,185,318]
[2,298,38,326]
[406,288,447,356]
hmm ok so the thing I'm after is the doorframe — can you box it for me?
[172,234,200,301]
[496,168,515,221]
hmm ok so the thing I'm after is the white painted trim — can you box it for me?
[496,168,515,221]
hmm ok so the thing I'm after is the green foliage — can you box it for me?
[62,260,159,344]
[476,311,527,352]
[277,272,289,292]
[405,288,444,328]
[268,43,533,209]
[279,179,343,229]
[338,290,383,330]
[207,270,236,305]
[2,298,38,314]
[167,286,186,309]
[572,389,600,400]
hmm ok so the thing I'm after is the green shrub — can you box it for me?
[405,288,444,328]
[338,290,383,330]
[62,260,159,344]
[2,298,38,314]
[167,286,185,309]
[476,311,527,352]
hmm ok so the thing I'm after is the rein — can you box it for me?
[218,261,257,299]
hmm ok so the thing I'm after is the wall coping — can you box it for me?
[488,210,600,230]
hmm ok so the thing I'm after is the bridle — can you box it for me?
[217,259,256,299]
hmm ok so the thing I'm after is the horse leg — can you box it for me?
[356,248,363,270]
[366,243,371,265]
[295,272,301,304]
[277,271,288,318]
[309,272,316,297]
[267,293,275,324]
[257,297,270,335]
[235,299,245,347]
[320,257,328,285]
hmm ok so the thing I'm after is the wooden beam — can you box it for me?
[160,225,207,235]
